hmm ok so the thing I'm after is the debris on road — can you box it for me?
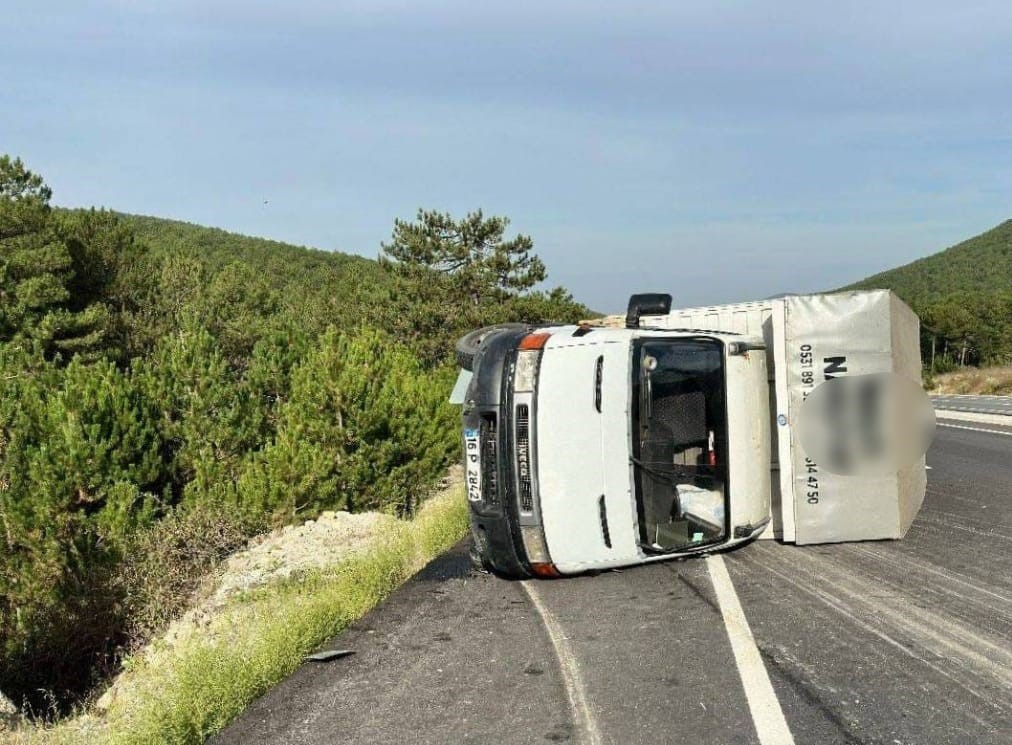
[305,649,355,662]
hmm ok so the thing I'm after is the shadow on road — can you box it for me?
[413,540,475,583]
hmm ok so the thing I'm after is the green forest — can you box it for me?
[844,219,1012,369]
[0,155,586,714]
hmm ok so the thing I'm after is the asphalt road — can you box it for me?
[932,394,1012,416]
[214,425,1012,745]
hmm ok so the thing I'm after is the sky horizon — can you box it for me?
[4,1,1010,311]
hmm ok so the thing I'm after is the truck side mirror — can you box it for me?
[626,293,673,329]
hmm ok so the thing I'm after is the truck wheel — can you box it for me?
[454,323,530,371]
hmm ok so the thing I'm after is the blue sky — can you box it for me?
[3,1,1010,310]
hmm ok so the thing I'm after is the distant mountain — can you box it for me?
[842,219,1012,367]
[841,219,1012,308]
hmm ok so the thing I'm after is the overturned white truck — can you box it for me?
[451,290,930,578]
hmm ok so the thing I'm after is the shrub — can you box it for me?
[235,327,458,519]
[132,328,263,500]
[0,356,162,710]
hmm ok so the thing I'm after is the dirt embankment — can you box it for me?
[929,366,1012,395]
[93,508,398,713]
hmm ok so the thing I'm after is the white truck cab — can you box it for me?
[455,290,928,578]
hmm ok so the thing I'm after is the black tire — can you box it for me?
[454,323,531,371]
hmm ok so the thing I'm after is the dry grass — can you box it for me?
[929,366,1012,395]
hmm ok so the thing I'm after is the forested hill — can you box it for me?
[110,211,384,284]
[843,219,1012,307]
[55,208,391,335]
[841,219,1012,367]
[52,208,586,363]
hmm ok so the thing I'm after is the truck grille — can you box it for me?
[515,404,533,514]
[480,415,498,506]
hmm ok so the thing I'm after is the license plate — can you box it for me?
[464,428,482,501]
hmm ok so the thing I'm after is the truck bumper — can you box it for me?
[462,327,535,579]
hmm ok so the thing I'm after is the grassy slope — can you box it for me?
[841,219,1012,307]
[16,481,469,745]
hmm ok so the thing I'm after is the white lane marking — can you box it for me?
[942,407,1011,414]
[937,422,1012,437]
[521,581,603,745]
[933,394,1012,400]
[707,555,795,745]
[932,409,1012,426]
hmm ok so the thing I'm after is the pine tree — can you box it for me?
[381,209,546,305]
[378,209,585,364]
[0,157,112,361]
[0,156,71,342]
[236,327,458,518]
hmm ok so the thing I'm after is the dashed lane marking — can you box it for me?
[707,555,795,745]
[521,581,603,745]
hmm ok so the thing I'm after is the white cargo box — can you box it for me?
[643,290,925,545]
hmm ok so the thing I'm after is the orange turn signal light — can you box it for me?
[529,562,561,578]
[519,333,551,350]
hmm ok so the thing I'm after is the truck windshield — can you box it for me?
[631,338,728,552]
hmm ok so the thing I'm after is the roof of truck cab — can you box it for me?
[541,325,758,345]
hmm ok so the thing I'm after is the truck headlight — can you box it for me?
[514,333,550,392]
[514,350,540,392]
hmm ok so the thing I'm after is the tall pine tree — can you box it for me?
[379,209,585,364]
[0,156,70,338]
[0,156,110,361]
